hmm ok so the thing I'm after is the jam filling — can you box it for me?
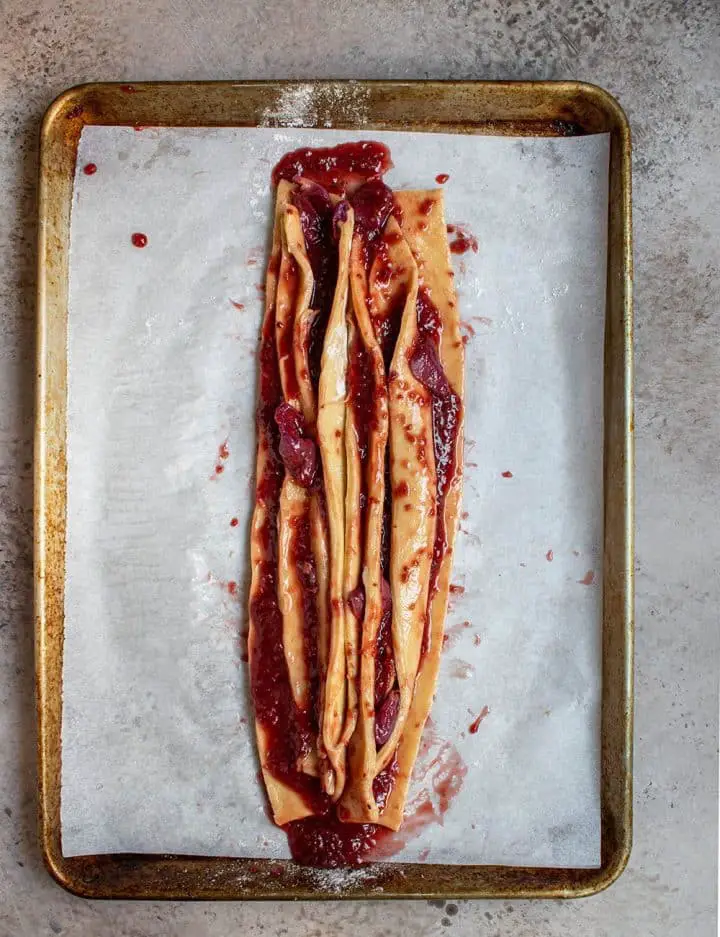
[250,306,324,812]
[292,509,321,729]
[409,288,462,652]
[371,237,407,371]
[345,194,405,757]
[346,325,374,588]
[253,145,461,866]
[277,254,301,403]
[349,178,394,271]
[272,141,392,195]
[275,402,318,488]
[285,813,382,869]
[374,571,395,709]
[291,181,348,388]
[345,323,399,751]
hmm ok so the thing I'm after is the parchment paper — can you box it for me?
[62,126,608,867]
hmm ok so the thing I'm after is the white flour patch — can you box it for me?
[260,82,370,128]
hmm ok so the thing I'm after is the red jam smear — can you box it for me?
[346,333,375,661]
[350,179,394,241]
[346,574,397,746]
[276,254,301,402]
[291,181,345,388]
[411,288,462,649]
[349,178,394,270]
[374,577,395,707]
[285,815,384,868]
[347,316,400,736]
[292,510,321,727]
[272,141,392,195]
[375,689,400,747]
[409,336,452,399]
[347,312,400,750]
[372,756,399,811]
[275,402,318,488]
[347,329,374,467]
[346,585,365,620]
[446,223,479,255]
[468,705,489,734]
[371,238,407,371]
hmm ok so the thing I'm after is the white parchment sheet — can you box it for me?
[62,126,608,867]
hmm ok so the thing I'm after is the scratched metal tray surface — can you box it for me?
[35,79,633,900]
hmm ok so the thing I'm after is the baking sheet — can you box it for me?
[61,126,608,867]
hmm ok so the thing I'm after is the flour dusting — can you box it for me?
[260,82,370,128]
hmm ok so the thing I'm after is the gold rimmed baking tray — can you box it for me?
[35,80,633,900]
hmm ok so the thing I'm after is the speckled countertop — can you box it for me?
[1,1,718,934]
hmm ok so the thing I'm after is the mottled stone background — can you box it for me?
[0,0,717,934]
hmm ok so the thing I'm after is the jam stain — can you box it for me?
[230,517,239,527]
[447,223,479,255]
[442,620,471,652]
[131,232,148,248]
[501,470,513,478]
[272,141,392,195]
[435,173,450,184]
[578,570,595,586]
[207,573,241,603]
[230,299,245,310]
[371,722,468,859]
[468,706,490,734]
[212,438,230,478]
[82,162,97,175]
[546,549,554,562]
[449,660,474,680]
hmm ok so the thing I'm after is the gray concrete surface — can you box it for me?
[1,0,718,934]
